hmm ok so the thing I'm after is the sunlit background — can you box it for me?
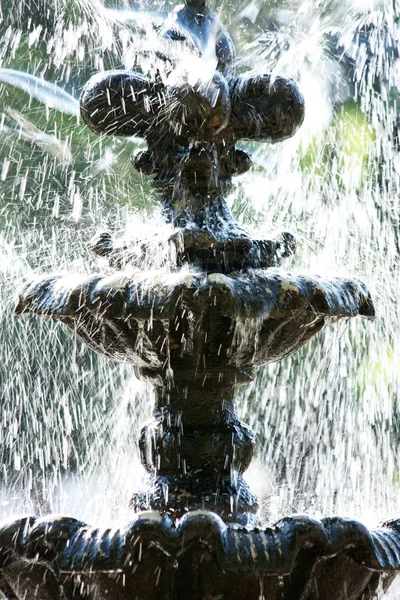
[0,3,399,592]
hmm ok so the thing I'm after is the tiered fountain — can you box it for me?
[2,1,400,598]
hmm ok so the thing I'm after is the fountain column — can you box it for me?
[137,377,257,521]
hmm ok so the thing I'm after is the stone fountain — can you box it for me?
[2,1,400,598]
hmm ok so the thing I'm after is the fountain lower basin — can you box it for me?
[0,511,399,599]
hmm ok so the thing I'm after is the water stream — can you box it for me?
[0,0,399,593]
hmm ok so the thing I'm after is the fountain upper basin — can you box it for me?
[16,267,374,378]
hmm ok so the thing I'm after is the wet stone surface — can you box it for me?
[16,268,374,375]
[0,512,399,599]
[15,267,375,526]
[79,3,305,273]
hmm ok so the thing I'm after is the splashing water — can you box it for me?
[0,1,399,592]
[233,0,400,532]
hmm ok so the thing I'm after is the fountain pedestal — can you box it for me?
[135,379,258,522]
[2,0,400,598]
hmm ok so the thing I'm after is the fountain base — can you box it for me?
[0,511,398,599]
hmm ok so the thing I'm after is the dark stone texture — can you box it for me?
[89,228,297,273]
[15,267,375,529]
[80,67,304,273]
[134,383,258,521]
[0,513,398,599]
[230,74,306,142]
[15,270,374,375]
[80,71,163,138]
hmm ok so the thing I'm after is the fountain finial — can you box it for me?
[184,0,206,9]
[15,0,375,530]
[80,0,305,273]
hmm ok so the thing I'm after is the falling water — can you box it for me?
[0,0,399,593]
[235,0,400,530]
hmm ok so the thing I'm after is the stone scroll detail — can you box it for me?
[80,2,305,273]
